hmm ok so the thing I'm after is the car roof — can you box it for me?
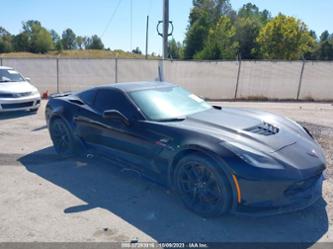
[96,81,177,93]
[0,66,13,70]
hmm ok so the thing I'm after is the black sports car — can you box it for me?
[46,81,326,217]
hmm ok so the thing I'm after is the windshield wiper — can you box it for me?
[0,80,12,83]
[156,116,187,122]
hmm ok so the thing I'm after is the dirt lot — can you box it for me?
[0,101,332,244]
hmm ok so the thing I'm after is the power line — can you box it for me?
[100,0,122,38]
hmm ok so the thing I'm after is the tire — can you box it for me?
[49,118,76,157]
[174,154,232,218]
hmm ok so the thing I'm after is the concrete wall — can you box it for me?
[164,60,239,99]
[300,62,333,100]
[1,58,332,100]
[58,59,116,92]
[237,61,303,100]
[117,59,159,83]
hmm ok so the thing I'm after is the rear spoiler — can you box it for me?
[49,92,73,99]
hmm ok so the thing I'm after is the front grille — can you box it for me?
[0,93,14,98]
[0,92,32,98]
[285,174,321,196]
[245,122,279,136]
[2,102,34,109]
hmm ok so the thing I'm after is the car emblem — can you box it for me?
[307,149,319,158]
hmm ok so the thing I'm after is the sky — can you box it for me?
[0,0,332,55]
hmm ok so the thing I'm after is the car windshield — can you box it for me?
[129,86,212,121]
[0,69,25,83]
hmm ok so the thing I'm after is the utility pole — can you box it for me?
[145,15,149,59]
[157,0,172,81]
[162,0,169,59]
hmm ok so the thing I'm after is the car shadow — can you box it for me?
[0,110,37,120]
[18,147,329,245]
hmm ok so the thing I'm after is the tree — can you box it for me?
[320,31,330,42]
[62,28,77,50]
[0,27,13,53]
[184,0,233,59]
[132,47,142,54]
[195,16,239,60]
[238,3,270,22]
[13,32,30,51]
[30,27,54,53]
[256,14,315,60]
[86,35,104,50]
[235,3,271,59]
[13,20,53,53]
[311,31,333,60]
[50,29,63,51]
[168,39,184,59]
[76,36,84,49]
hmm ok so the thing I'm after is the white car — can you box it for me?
[0,66,41,112]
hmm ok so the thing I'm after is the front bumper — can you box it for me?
[231,173,324,216]
[0,94,41,112]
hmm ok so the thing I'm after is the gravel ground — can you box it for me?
[0,101,332,245]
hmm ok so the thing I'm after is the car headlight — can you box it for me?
[221,141,284,170]
[284,117,314,140]
[302,126,314,139]
[32,89,40,95]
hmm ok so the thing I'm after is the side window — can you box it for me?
[78,89,96,106]
[94,89,138,118]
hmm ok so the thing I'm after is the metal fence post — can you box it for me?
[296,60,306,100]
[0,57,3,66]
[56,58,60,93]
[115,58,118,83]
[234,60,242,99]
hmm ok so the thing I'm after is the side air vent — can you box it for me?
[245,122,279,136]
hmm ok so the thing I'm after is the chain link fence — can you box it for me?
[1,58,332,100]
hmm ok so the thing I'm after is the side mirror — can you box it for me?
[103,110,130,126]
[25,77,31,82]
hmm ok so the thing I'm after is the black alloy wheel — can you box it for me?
[175,155,231,217]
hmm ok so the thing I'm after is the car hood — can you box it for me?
[163,107,326,177]
[0,81,37,93]
[173,107,324,155]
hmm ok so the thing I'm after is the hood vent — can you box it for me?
[245,122,279,136]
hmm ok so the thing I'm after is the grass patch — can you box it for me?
[0,50,159,59]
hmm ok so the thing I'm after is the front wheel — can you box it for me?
[49,118,75,157]
[174,155,232,218]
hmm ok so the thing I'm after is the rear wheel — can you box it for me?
[174,155,232,218]
[49,118,75,157]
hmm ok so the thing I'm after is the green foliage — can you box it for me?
[309,31,333,60]
[257,14,315,60]
[168,38,184,59]
[30,27,54,53]
[12,20,53,53]
[184,0,233,59]
[195,16,238,60]
[87,35,104,50]
[132,47,142,55]
[0,27,13,53]
[62,28,77,50]
[76,36,84,50]
[235,3,271,59]
[50,30,63,52]
[235,17,261,59]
